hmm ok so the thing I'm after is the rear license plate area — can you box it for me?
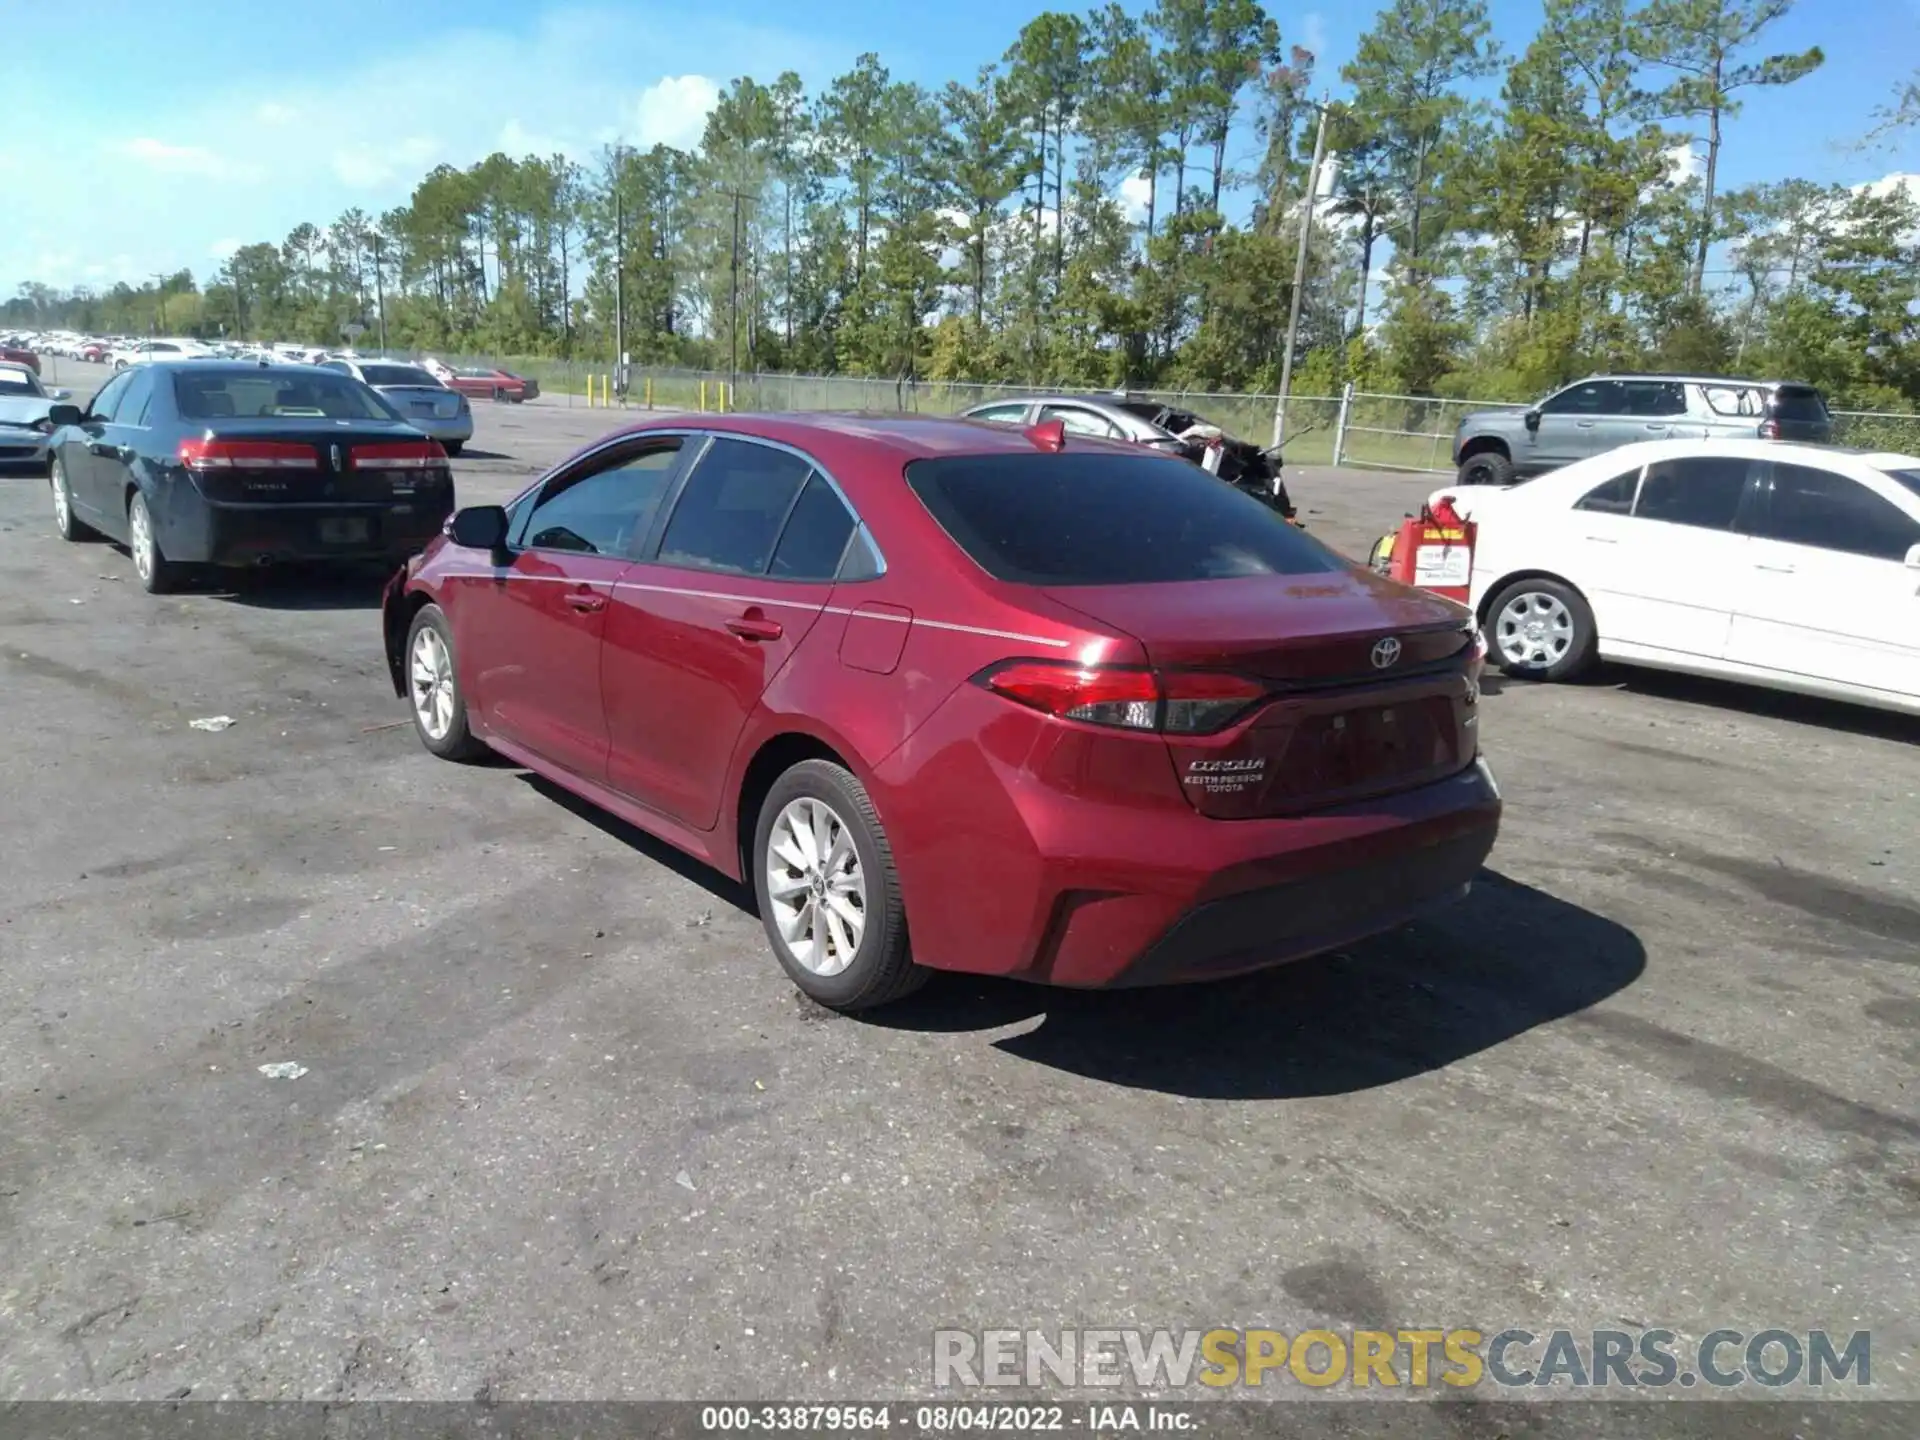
[1293,702,1444,788]
[319,518,370,544]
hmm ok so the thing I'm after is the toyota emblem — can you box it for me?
[1371,636,1403,669]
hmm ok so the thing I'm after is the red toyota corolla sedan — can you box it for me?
[381,413,1501,1009]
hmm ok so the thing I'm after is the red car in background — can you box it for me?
[80,342,110,363]
[381,413,1500,1010]
[444,365,538,403]
[0,344,40,375]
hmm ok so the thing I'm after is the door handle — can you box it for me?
[563,591,607,613]
[1575,420,1596,428]
[1754,563,1795,574]
[1643,423,1668,431]
[725,614,784,641]
[1584,535,1617,544]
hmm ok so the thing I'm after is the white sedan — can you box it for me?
[1430,438,1920,716]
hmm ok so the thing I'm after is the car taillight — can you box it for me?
[976,661,1266,734]
[177,437,315,469]
[1758,418,1781,439]
[353,440,446,470]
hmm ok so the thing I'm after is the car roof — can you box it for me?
[150,360,348,376]
[1584,372,1818,389]
[615,409,1144,462]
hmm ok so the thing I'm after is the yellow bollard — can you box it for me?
[645,376,654,410]
[589,375,599,407]
[699,379,708,412]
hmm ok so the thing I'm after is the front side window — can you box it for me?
[968,404,1029,425]
[657,438,813,575]
[88,370,135,423]
[906,452,1341,586]
[1751,463,1920,561]
[1634,456,1751,531]
[522,442,683,556]
[1540,380,1626,417]
[1039,404,1121,439]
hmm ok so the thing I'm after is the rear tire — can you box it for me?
[404,604,487,762]
[753,759,925,1011]
[127,491,182,594]
[1486,577,1596,682]
[442,440,464,457]
[1458,451,1515,487]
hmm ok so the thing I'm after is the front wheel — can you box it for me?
[1486,577,1596,681]
[753,760,925,1011]
[51,457,96,541]
[1458,451,1515,487]
[405,604,487,761]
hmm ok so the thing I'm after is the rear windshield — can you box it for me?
[361,364,441,388]
[0,369,38,397]
[172,370,396,421]
[904,452,1341,586]
[1769,386,1829,421]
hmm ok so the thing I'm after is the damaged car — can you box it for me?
[959,393,1294,519]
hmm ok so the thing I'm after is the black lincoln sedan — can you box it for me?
[46,361,456,593]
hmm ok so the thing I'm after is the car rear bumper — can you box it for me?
[879,718,1502,989]
[161,495,456,566]
[404,414,473,443]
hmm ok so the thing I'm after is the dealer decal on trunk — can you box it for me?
[1184,758,1267,793]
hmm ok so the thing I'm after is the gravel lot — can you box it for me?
[0,361,1915,1409]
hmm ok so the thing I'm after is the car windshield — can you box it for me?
[0,368,39,397]
[362,364,441,388]
[905,452,1340,586]
[172,370,397,421]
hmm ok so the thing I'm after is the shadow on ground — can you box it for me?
[209,563,391,611]
[867,869,1644,1100]
[518,771,755,913]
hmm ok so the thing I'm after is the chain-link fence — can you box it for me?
[1830,410,1920,455]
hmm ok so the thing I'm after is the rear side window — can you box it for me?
[1885,469,1920,501]
[1701,385,1764,418]
[768,475,857,580]
[1768,386,1829,422]
[1575,467,1640,514]
[904,452,1342,586]
[1635,457,1750,530]
[1752,463,1920,561]
[968,404,1029,425]
[1620,381,1685,417]
[659,437,813,575]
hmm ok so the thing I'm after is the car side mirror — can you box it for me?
[447,504,509,550]
[49,388,71,401]
[1906,542,1920,570]
[1524,409,1541,431]
[46,403,83,428]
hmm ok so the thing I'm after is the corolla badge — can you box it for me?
[1371,636,1403,669]
[329,443,342,470]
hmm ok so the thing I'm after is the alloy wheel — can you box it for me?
[1496,590,1574,667]
[410,626,456,741]
[129,499,154,583]
[766,797,867,976]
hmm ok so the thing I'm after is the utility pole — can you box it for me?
[729,188,743,403]
[612,145,626,389]
[1271,99,1330,451]
[372,233,388,354]
[151,272,172,333]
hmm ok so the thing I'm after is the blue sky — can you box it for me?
[2,0,1915,294]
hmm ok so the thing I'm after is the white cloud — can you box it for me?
[332,136,441,189]
[1663,142,1705,185]
[632,74,721,150]
[255,102,298,126]
[115,137,256,181]
[1299,10,1328,64]
[1117,173,1152,224]
[499,119,576,159]
[209,238,242,260]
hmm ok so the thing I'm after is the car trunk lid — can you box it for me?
[377,385,463,421]
[179,421,447,503]
[1045,569,1481,817]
